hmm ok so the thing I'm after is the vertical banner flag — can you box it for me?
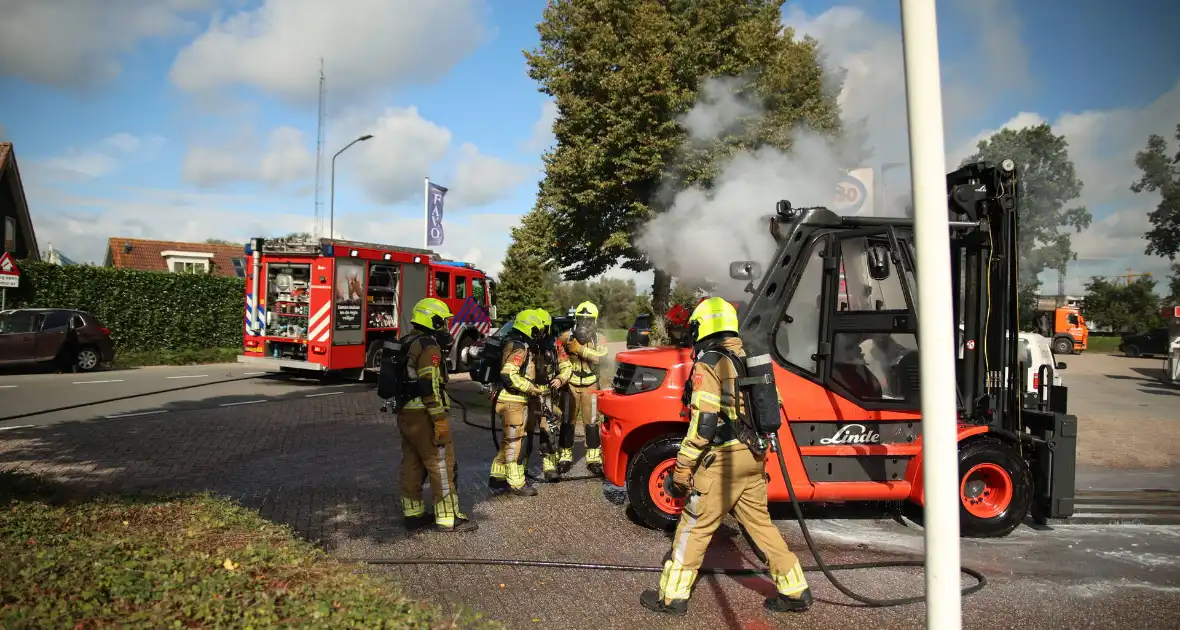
[425,178,448,248]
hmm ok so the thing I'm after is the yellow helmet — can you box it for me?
[574,301,599,319]
[512,309,543,337]
[533,308,553,336]
[410,297,454,331]
[688,297,739,341]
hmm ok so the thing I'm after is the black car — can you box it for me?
[626,314,651,349]
[1119,327,1171,357]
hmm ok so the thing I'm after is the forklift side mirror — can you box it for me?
[1056,361,1067,370]
[729,261,762,281]
[867,246,890,281]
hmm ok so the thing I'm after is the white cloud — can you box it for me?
[523,100,558,152]
[783,0,1029,189]
[0,0,210,88]
[447,143,533,208]
[34,133,166,181]
[169,0,488,104]
[182,126,315,189]
[331,106,452,205]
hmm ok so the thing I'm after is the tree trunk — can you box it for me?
[649,268,673,346]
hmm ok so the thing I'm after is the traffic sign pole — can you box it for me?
[0,251,22,310]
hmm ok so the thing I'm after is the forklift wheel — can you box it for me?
[627,435,685,532]
[957,438,1032,538]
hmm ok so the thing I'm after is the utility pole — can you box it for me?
[313,58,326,239]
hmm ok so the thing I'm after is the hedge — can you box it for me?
[7,261,244,353]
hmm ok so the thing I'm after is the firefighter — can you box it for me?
[641,297,811,616]
[523,308,572,482]
[489,309,548,496]
[399,297,477,533]
[557,300,609,475]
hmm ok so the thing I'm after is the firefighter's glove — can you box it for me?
[664,473,688,500]
[549,378,562,389]
[566,337,584,354]
[431,417,451,446]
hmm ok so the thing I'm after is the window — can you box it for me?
[774,240,825,374]
[173,261,207,273]
[0,311,39,334]
[435,271,451,298]
[454,275,468,299]
[231,257,247,278]
[71,314,86,329]
[3,216,15,252]
[42,311,72,330]
[831,332,919,402]
[1067,313,1079,326]
[472,277,487,304]
[837,236,907,312]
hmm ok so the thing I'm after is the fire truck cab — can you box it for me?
[237,236,495,378]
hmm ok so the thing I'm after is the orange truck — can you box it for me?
[1039,305,1088,355]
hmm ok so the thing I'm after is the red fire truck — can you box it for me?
[237,236,496,378]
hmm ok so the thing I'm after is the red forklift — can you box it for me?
[237,236,496,378]
[596,160,1077,538]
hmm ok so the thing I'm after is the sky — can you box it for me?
[1,0,1178,296]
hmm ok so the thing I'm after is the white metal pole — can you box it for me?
[899,1,962,628]
[423,176,430,249]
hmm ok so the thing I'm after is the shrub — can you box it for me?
[9,261,244,353]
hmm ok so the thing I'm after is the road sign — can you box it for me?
[832,167,875,214]
[0,252,19,288]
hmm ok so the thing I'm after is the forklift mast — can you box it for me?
[947,160,1024,428]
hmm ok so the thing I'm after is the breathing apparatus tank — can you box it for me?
[737,353,782,435]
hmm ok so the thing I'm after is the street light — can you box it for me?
[329,134,374,239]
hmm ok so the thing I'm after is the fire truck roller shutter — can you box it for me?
[399,265,429,331]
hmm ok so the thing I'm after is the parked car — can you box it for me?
[1119,327,1170,357]
[1018,331,1065,401]
[0,308,115,372]
[626,314,651,349]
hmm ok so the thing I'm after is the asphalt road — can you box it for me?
[0,363,369,426]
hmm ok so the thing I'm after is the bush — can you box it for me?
[9,261,244,353]
[0,472,496,629]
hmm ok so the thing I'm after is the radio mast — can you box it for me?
[313,58,326,238]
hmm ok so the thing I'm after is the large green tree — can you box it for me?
[1083,276,1164,333]
[525,0,843,333]
[961,123,1092,289]
[1132,123,1180,261]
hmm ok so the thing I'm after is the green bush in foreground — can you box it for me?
[10,261,244,353]
[0,473,496,629]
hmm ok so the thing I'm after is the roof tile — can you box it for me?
[106,237,246,278]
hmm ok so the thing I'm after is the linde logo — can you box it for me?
[819,424,882,445]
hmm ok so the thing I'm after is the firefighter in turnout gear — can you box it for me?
[489,309,548,496]
[641,297,811,616]
[557,301,609,475]
[399,298,477,533]
[524,309,572,482]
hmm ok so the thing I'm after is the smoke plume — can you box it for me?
[637,77,852,299]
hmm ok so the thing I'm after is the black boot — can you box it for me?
[640,589,688,616]
[511,484,539,497]
[558,460,572,474]
[544,469,561,483]
[488,477,508,490]
[764,588,812,613]
[436,517,478,533]
[587,462,603,476]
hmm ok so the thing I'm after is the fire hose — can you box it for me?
[376,392,989,608]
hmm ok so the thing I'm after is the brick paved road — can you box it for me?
[1,381,1178,630]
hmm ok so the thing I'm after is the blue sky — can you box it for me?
[1,0,1177,295]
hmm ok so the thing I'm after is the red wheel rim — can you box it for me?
[960,463,1014,519]
[649,459,684,516]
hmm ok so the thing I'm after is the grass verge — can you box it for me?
[1085,335,1122,354]
[602,328,627,343]
[0,472,497,629]
[112,347,242,369]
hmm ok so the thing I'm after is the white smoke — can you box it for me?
[637,77,851,299]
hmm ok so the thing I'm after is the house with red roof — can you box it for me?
[103,237,248,278]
